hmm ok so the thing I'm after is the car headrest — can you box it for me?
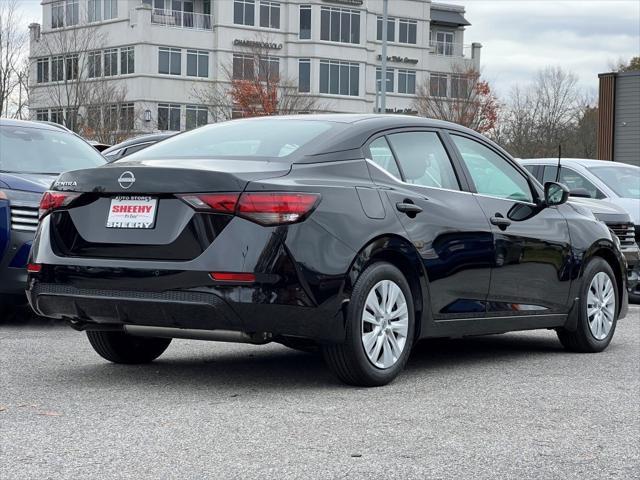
[402,156,428,180]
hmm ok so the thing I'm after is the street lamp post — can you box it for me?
[379,0,389,113]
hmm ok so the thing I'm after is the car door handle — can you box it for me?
[490,216,511,230]
[396,202,423,214]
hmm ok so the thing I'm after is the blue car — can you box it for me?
[0,119,106,313]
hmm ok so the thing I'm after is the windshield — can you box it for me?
[128,119,334,161]
[0,125,106,174]
[589,165,640,199]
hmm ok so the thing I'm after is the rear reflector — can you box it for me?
[179,192,320,226]
[39,191,81,219]
[27,263,42,273]
[210,272,256,283]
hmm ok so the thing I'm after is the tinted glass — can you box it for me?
[0,126,105,174]
[368,137,401,178]
[388,132,459,190]
[589,165,640,199]
[129,120,334,160]
[452,135,532,202]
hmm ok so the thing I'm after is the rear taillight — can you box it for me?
[178,192,320,226]
[39,191,81,219]
[210,272,256,283]
[27,263,42,273]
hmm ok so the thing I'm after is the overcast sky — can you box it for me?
[14,0,640,97]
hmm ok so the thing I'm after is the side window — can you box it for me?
[368,136,401,179]
[543,166,604,199]
[387,132,459,190]
[451,135,533,202]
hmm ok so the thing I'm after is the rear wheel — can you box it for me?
[557,257,618,352]
[86,330,171,364]
[322,262,415,387]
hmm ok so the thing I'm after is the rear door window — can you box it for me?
[387,132,460,190]
[368,136,401,178]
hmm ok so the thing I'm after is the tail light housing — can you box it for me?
[178,192,320,226]
[39,191,81,219]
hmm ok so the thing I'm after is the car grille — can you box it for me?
[607,222,636,248]
[10,205,39,232]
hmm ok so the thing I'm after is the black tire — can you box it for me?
[277,337,319,354]
[557,257,619,353]
[86,330,171,364]
[322,262,415,387]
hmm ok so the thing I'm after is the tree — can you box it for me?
[413,67,498,134]
[0,0,28,117]
[500,66,583,158]
[192,36,321,119]
[609,56,640,72]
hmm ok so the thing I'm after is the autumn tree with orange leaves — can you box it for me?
[413,67,498,134]
[192,37,321,119]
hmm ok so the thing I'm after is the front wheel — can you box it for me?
[322,262,415,387]
[86,330,172,364]
[557,257,618,352]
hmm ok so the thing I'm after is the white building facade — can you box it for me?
[29,0,481,136]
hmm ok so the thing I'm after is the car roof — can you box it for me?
[0,118,69,133]
[518,158,630,168]
[102,133,175,155]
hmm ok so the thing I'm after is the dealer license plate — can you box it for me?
[106,196,158,229]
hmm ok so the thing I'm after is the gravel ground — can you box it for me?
[1,306,639,479]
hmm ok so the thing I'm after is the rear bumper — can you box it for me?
[27,277,346,343]
[0,227,33,300]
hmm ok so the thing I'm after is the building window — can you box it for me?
[398,69,416,94]
[260,1,280,29]
[51,56,64,82]
[88,51,102,78]
[103,104,119,131]
[376,16,395,42]
[158,103,181,131]
[159,47,181,75]
[104,48,118,76]
[88,0,101,22]
[259,56,279,81]
[186,105,208,130]
[37,58,49,83]
[120,103,135,131]
[87,106,101,130]
[298,59,310,93]
[35,109,49,121]
[320,7,360,44]
[398,18,417,44]
[233,54,254,80]
[234,0,255,26]
[51,2,64,28]
[104,0,118,20]
[186,50,208,78]
[451,75,470,99]
[65,0,79,26]
[121,47,135,75]
[65,55,78,80]
[319,59,359,96]
[50,109,64,125]
[299,5,311,39]
[65,108,79,131]
[430,73,448,97]
[434,31,454,56]
[376,67,394,93]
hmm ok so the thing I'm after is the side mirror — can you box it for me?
[569,188,591,198]
[544,181,570,206]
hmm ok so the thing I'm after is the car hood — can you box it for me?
[607,198,640,225]
[0,172,58,193]
[568,197,631,223]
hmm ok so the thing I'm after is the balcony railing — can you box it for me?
[429,41,472,58]
[151,8,212,30]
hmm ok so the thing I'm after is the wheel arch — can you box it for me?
[342,234,431,340]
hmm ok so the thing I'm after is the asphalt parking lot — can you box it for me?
[1,306,639,479]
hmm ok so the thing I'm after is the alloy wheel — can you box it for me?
[361,280,409,369]
[586,272,616,341]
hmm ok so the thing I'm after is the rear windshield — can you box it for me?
[589,165,640,199]
[128,119,334,161]
[0,125,106,174]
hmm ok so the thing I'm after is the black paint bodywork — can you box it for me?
[26,115,629,343]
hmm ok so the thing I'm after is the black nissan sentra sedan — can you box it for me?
[26,115,628,386]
